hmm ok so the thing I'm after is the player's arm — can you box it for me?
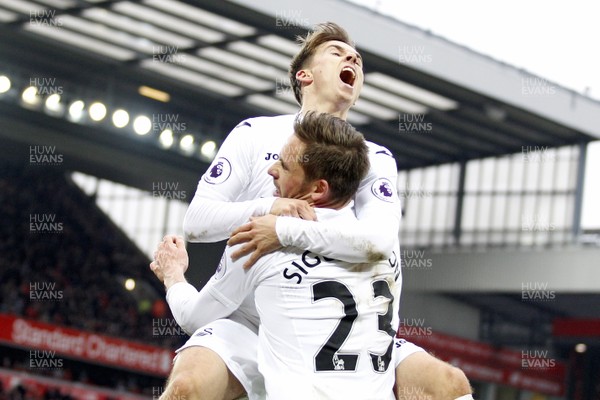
[150,236,257,335]
[183,121,276,243]
[279,147,401,262]
[149,235,230,335]
[165,281,231,336]
[229,146,401,266]
[166,254,260,335]
[184,119,316,243]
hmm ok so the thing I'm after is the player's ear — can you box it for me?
[310,179,329,203]
[296,69,313,85]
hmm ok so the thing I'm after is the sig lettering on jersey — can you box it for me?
[203,157,232,185]
[283,250,334,284]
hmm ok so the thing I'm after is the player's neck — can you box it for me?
[300,99,350,120]
[313,198,349,211]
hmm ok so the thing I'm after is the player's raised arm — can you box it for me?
[166,253,260,334]
[183,121,277,243]
[150,235,253,335]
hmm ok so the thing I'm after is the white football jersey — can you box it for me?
[184,114,402,265]
[206,206,400,400]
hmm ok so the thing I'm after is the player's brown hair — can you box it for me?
[289,22,355,105]
[293,112,369,204]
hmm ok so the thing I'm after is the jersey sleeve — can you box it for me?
[165,250,261,335]
[165,281,229,336]
[183,120,277,242]
[275,146,401,263]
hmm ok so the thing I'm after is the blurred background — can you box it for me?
[0,0,598,399]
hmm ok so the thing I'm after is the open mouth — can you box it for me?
[340,66,356,87]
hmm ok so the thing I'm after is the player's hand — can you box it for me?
[149,260,164,282]
[228,215,281,269]
[150,235,189,290]
[270,198,317,221]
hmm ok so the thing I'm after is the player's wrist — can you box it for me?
[163,272,186,291]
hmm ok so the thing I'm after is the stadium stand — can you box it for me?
[0,163,185,396]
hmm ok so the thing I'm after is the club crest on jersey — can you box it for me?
[204,157,232,185]
[371,178,395,202]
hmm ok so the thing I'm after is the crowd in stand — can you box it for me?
[0,346,162,399]
[0,164,187,395]
[0,379,75,400]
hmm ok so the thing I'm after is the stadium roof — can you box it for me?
[1,0,599,187]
